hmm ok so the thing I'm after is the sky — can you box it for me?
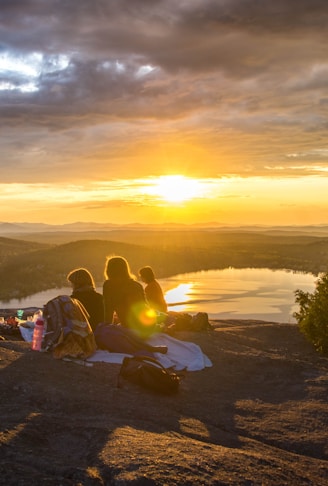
[0,0,328,226]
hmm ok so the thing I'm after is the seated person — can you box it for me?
[139,266,168,314]
[103,256,160,339]
[67,267,104,332]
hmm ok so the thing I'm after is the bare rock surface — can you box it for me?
[1,320,327,485]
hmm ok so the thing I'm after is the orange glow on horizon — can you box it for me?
[1,174,328,226]
[142,175,206,203]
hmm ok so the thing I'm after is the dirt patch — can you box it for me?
[1,320,328,485]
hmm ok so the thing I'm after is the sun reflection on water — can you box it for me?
[164,283,194,312]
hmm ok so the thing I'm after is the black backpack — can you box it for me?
[118,355,180,394]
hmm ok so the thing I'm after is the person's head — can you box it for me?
[104,256,134,280]
[67,267,95,290]
[139,266,155,284]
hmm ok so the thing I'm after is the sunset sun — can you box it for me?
[146,175,204,203]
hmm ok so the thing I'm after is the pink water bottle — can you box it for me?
[32,318,44,351]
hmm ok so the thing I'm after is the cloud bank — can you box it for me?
[0,0,327,185]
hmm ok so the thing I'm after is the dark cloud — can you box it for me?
[0,0,327,182]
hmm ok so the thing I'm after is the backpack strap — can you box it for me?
[126,354,167,370]
[43,297,66,351]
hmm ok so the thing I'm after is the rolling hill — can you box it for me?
[1,230,328,301]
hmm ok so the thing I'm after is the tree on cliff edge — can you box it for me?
[294,273,328,355]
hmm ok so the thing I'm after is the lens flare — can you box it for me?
[139,307,157,327]
[127,302,158,339]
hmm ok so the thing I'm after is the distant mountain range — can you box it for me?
[1,221,328,236]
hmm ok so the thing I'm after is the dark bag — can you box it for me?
[118,355,180,394]
[190,312,212,331]
[166,311,212,333]
[174,312,192,330]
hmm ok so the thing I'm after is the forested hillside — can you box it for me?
[0,237,50,264]
[1,231,328,301]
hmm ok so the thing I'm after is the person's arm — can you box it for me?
[103,282,115,323]
[145,281,167,312]
[144,282,157,304]
[94,293,104,325]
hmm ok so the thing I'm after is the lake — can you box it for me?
[0,267,316,323]
[160,267,316,322]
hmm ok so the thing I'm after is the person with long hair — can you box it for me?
[99,255,167,353]
[139,266,168,313]
[103,256,153,328]
[103,256,158,337]
[67,267,104,332]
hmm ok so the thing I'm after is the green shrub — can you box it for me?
[294,273,328,355]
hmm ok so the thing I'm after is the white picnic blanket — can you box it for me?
[87,333,212,371]
[19,325,212,371]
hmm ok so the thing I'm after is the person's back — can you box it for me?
[71,287,104,331]
[103,256,157,338]
[67,267,104,331]
[144,279,168,313]
[139,266,168,313]
[103,277,145,327]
